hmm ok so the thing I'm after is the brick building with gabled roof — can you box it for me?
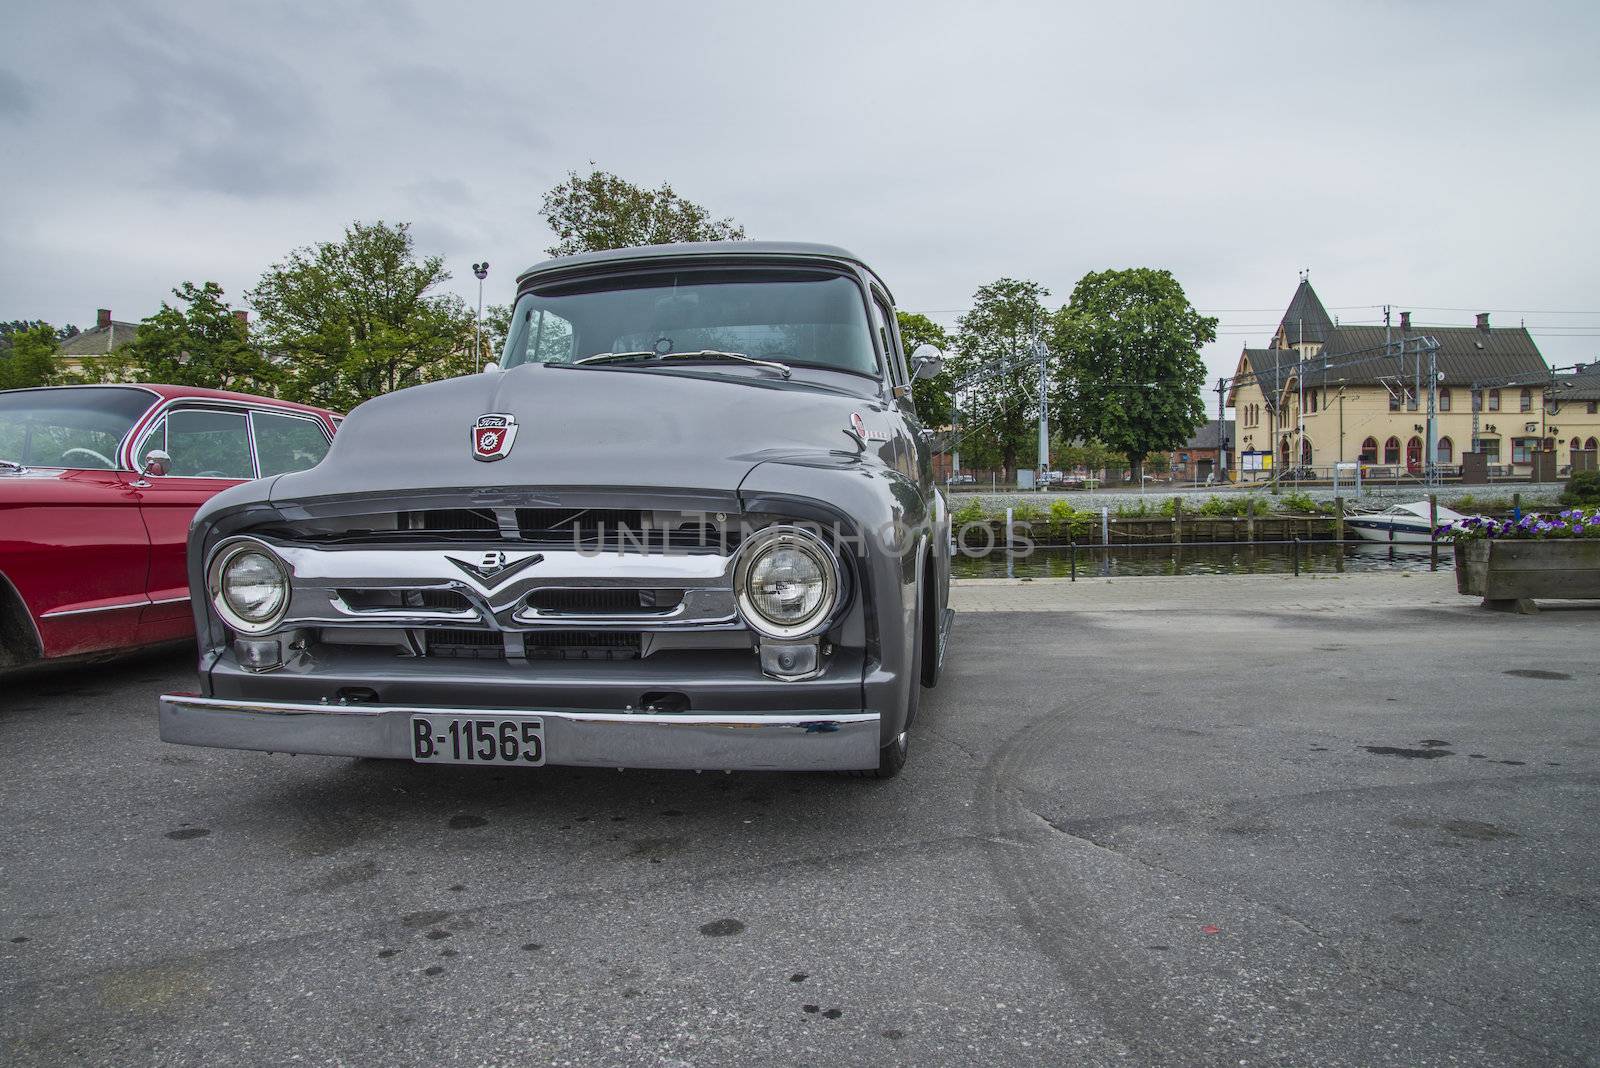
[1227,279,1597,478]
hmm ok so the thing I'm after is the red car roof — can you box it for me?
[133,383,341,419]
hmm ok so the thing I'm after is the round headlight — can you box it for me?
[210,540,290,633]
[735,528,841,639]
[750,545,826,622]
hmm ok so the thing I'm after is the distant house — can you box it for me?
[55,309,140,374]
[1550,363,1600,471]
[1224,279,1591,477]
[1165,418,1234,482]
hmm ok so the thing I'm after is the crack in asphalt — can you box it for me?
[1010,790,1581,1064]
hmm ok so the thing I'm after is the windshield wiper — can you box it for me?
[575,349,791,377]
[656,350,791,377]
[0,459,24,473]
[573,350,659,366]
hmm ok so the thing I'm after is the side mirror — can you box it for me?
[911,344,944,381]
[482,361,500,374]
[141,450,171,478]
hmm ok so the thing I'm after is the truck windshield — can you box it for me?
[500,269,879,377]
[0,387,153,469]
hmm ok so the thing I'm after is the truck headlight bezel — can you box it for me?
[207,537,291,635]
[733,525,845,640]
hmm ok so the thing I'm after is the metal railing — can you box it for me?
[982,536,1454,581]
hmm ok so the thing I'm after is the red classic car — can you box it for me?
[1,384,340,671]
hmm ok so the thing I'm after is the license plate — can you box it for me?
[409,714,545,766]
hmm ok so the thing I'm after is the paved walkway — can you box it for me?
[952,569,1463,612]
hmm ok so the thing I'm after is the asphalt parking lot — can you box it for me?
[2,573,1598,1066]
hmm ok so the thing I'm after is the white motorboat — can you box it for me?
[1345,501,1470,544]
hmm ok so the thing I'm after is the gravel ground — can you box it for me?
[2,573,1598,1066]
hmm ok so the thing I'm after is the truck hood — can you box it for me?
[269,363,891,503]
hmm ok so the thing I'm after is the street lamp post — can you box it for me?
[472,261,490,372]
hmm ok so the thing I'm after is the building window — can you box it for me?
[1472,390,1483,412]
[1301,439,1313,465]
[1406,387,1419,411]
[1439,387,1452,412]
[1589,437,1599,452]
[1572,437,1583,455]
[1384,436,1401,465]
[1520,388,1533,413]
[1438,436,1454,463]
[1588,400,1598,415]
[1389,389,1401,412]
[1513,437,1536,464]
[1475,437,1501,462]
[1360,437,1379,463]
[1489,389,1501,411]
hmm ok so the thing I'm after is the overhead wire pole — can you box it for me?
[1221,332,1444,486]
[1036,335,1050,487]
[1216,378,1228,483]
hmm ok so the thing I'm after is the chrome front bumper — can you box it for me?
[158,693,880,771]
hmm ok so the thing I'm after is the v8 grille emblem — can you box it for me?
[445,550,544,586]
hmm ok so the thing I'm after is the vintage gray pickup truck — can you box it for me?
[159,241,952,777]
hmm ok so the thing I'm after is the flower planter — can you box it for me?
[1455,539,1600,613]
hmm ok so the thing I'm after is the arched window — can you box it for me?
[1384,436,1401,465]
[1301,438,1313,465]
[1406,436,1422,472]
[1438,436,1454,463]
[1360,437,1379,463]
[1520,388,1533,413]
[1488,388,1501,411]
[1589,437,1599,452]
[1572,437,1583,454]
[1439,387,1452,412]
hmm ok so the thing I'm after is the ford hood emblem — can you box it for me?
[472,414,518,461]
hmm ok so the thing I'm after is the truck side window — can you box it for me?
[870,295,907,386]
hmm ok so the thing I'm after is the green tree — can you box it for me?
[1,321,78,362]
[96,282,279,394]
[947,279,1055,475]
[539,166,745,257]
[1055,438,1115,476]
[0,324,62,389]
[249,221,475,411]
[483,303,514,362]
[1052,267,1216,482]
[896,310,954,426]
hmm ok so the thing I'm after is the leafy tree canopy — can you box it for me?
[249,221,475,412]
[896,310,955,427]
[539,166,745,257]
[87,282,279,395]
[1,321,78,362]
[1052,267,1216,479]
[947,279,1056,472]
[0,324,62,390]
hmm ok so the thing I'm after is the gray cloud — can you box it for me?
[0,68,30,119]
[2,0,1598,382]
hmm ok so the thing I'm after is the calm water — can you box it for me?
[953,542,1453,579]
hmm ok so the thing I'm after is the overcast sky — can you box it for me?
[5,0,1599,398]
